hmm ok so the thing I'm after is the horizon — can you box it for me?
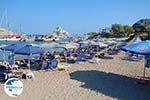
[0,0,150,35]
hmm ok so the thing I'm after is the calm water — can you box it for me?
[0,41,66,61]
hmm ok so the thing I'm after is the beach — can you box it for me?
[0,52,150,100]
[0,0,150,99]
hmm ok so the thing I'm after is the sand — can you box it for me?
[0,52,150,100]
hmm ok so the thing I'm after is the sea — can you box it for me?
[0,40,68,61]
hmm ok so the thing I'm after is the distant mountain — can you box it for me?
[0,28,22,37]
[0,28,11,36]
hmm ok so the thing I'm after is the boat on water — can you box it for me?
[0,37,22,41]
[34,36,44,41]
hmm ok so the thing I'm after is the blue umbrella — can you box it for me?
[1,44,21,52]
[121,40,150,55]
[14,45,44,55]
[121,40,150,79]
[14,45,44,69]
[0,44,22,64]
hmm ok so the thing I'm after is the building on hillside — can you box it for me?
[43,27,69,41]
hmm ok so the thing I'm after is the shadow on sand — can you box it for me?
[70,70,150,100]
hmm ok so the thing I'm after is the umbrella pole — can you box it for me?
[3,50,6,60]
[14,55,15,64]
[28,55,31,70]
[143,66,146,79]
[3,52,5,60]
[65,54,67,64]
[12,52,15,64]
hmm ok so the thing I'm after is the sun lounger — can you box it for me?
[75,54,84,62]
[67,58,76,63]
[122,55,144,62]
[107,50,119,55]
[98,53,114,59]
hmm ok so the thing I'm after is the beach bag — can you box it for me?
[57,64,64,71]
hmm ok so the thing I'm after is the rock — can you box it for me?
[133,19,150,32]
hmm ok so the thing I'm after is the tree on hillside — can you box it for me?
[123,25,135,36]
[87,32,98,36]
[86,32,100,39]
[111,24,124,34]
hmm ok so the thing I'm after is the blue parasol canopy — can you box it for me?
[0,44,22,64]
[121,40,150,79]
[121,40,150,55]
[14,45,44,69]
[14,45,44,55]
[1,44,21,52]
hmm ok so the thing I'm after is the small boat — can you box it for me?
[43,38,53,42]
[0,37,21,41]
[34,36,44,41]
[43,37,60,42]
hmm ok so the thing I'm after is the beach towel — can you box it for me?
[47,59,58,69]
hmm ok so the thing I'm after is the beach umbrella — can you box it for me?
[0,44,22,64]
[14,45,44,55]
[91,42,108,48]
[28,43,39,47]
[78,41,90,47]
[59,41,70,44]
[40,42,59,48]
[89,41,108,48]
[0,44,21,52]
[121,40,150,55]
[98,42,108,48]
[121,40,150,78]
[56,43,79,49]
[105,40,117,45]
[14,45,44,69]
[78,41,89,44]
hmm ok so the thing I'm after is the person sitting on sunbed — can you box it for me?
[22,70,35,80]
[67,53,76,63]
[7,66,22,79]
[1,60,11,69]
[40,53,45,61]
[19,59,28,68]
[11,64,19,70]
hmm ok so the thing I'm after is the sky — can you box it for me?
[0,0,150,35]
